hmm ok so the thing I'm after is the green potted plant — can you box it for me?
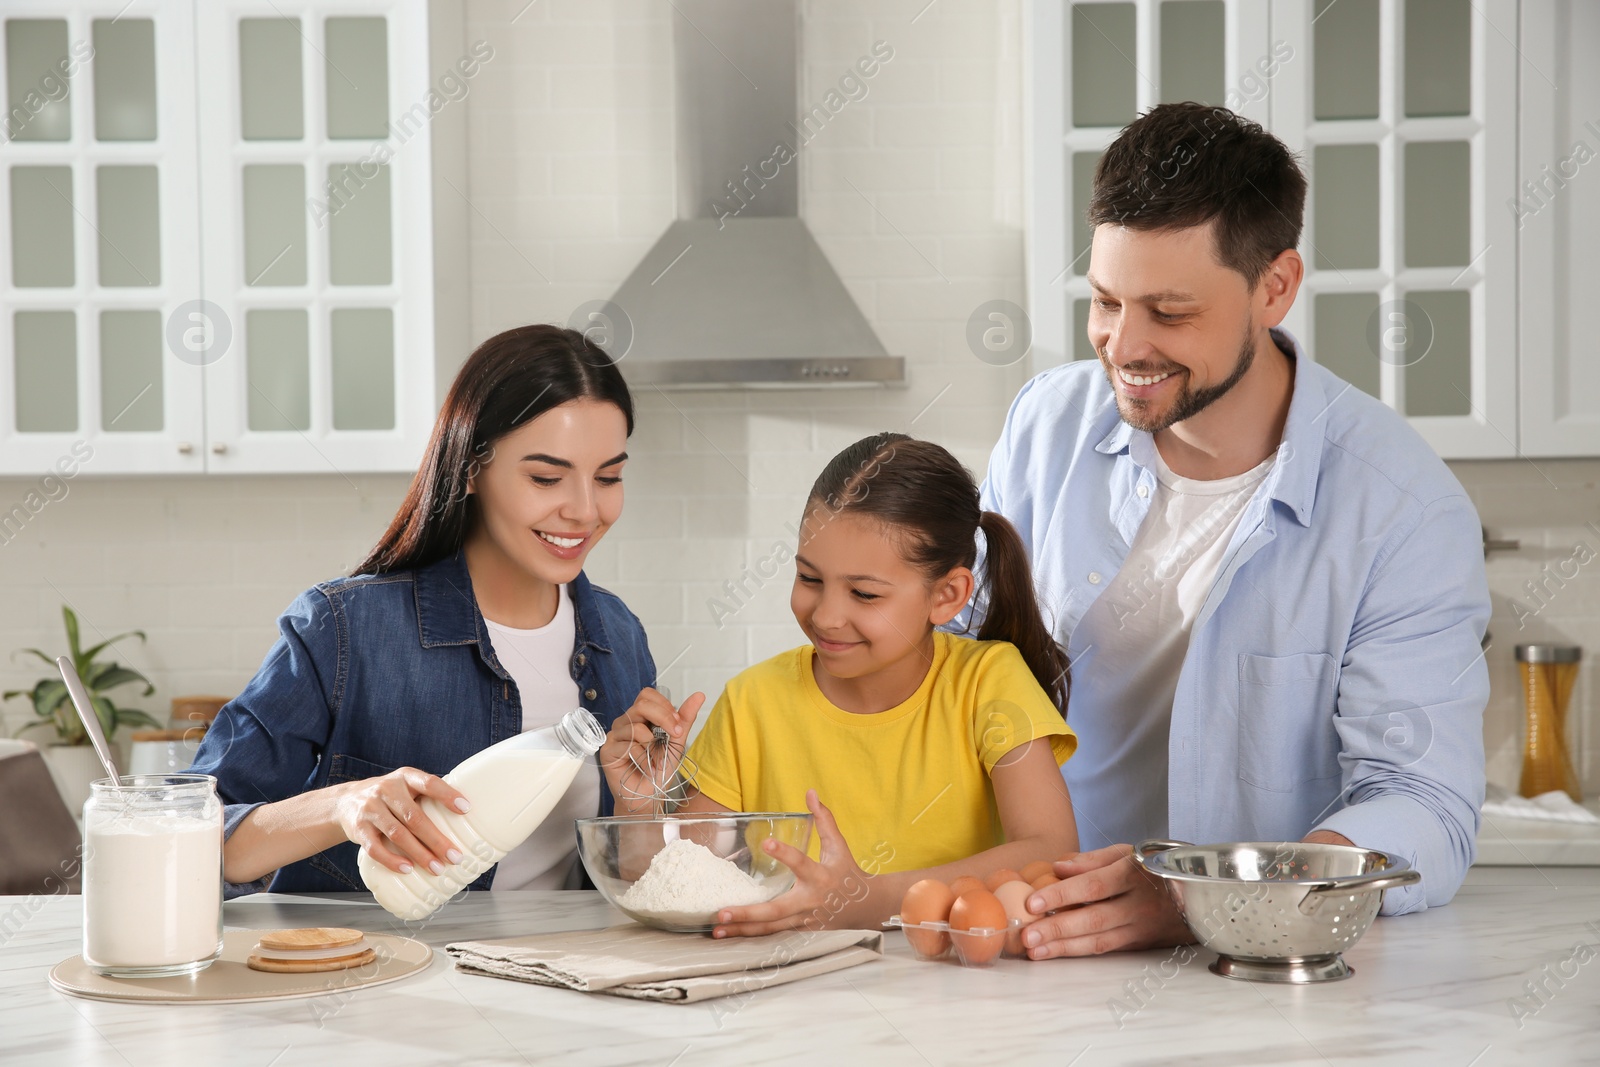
[6,606,162,815]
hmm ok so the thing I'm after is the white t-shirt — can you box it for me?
[482,584,595,891]
[1065,444,1275,844]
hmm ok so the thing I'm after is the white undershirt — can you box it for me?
[482,584,594,891]
[1066,444,1276,845]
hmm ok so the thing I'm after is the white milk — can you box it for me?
[83,813,223,971]
[358,708,603,920]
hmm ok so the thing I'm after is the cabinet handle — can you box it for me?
[177,442,193,454]
[211,442,228,455]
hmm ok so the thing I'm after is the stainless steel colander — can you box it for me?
[1136,839,1421,983]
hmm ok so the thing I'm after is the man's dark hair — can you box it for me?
[1088,102,1307,284]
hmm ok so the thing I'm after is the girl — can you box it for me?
[193,324,658,897]
[600,433,1078,936]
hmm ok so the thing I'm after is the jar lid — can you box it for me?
[130,728,201,742]
[171,695,229,724]
[1515,644,1582,663]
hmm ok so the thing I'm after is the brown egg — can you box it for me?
[1030,873,1061,891]
[992,880,1035,956]
[951,888,1008,930]
[983,868,1023,892]
[1019,860,1055,883]
[899,879,956,959]
[949,875,987,898]
[993,880,1035,922]
[950,889,1009,965]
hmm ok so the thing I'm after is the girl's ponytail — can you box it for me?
[976,511,1070,713]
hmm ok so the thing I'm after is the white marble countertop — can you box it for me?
[5,876,1600,1066]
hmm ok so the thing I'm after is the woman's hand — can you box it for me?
[599,687,705,815]
[711,790,879,937]
[331,768,473,875]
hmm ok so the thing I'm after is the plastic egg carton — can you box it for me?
[884,915,1029,967]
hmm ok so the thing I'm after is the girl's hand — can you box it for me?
[599,687,705,814]
[332,768,472,875]
[711,790,876,937]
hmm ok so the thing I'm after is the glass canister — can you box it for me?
[82,774,224,978]
[1516,644,1583,803]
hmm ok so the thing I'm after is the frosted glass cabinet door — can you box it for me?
[96,165,162,286]
[1159,1,1224,105]
[99,310,164,432]
[0,4,203,475]
[1269,0,1518,459]
[238,18,304,140]
[242,164,308,285]
[5,19,72,142]
[93,19,158,141]
[1312,0,1378,120]
[9,166,75,287]
[324,17,389,139]
[196,0,435,473]
[1518,1,1600,455]
[1072,4,1137,128]
[13,311,78,433]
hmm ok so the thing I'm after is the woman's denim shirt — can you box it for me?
[188,551,655,898]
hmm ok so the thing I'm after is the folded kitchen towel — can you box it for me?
[446,925,883,1004]
[1482,784,1600,825]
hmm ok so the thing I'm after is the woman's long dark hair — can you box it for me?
[806,432,1070,712]
[355,324,634,575]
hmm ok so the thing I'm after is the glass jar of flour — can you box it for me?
[82,774,224,978]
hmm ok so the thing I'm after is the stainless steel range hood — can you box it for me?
[607,0,904,389]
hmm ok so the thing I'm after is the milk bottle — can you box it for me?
[358,707,606,919]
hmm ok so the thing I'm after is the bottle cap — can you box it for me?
[1515,644,1582,663]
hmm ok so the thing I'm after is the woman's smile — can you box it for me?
[534,528,592,559]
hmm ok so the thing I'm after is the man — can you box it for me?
[964,103,1490,957]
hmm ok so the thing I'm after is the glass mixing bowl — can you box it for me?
[575,812,814,933]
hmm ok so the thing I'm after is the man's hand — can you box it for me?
[1018,844,1194,958]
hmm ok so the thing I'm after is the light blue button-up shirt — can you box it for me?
[962,329,1489,915]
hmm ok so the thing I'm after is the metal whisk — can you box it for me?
[612,688,700,814]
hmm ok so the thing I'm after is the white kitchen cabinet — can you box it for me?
[1025,0,1525,460]
[1,2,205,474]
[1517,0,1600,457]
[0,0,435,475]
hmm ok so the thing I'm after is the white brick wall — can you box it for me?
[0,474,410,755]
[2,0,1593,806]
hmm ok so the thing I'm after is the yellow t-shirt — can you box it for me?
[685,632,1076,874]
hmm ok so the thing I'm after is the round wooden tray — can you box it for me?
[49,929,433,1004]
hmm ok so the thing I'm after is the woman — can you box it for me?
[192,325,660,898]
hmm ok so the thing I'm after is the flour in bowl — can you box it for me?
[617,838,777,920]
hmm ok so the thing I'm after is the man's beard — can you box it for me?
[1101,318,1257,434]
